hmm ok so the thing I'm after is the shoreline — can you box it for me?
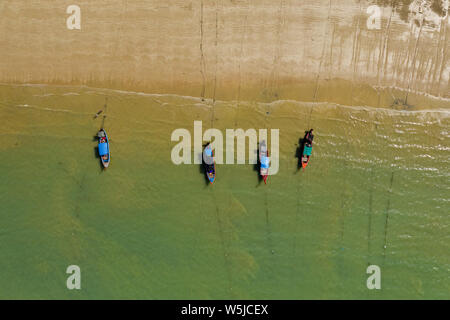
[1,79,449,112]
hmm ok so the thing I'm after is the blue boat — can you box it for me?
[259,140,269,184]
[203,144,215,184]
[97,129,110,169]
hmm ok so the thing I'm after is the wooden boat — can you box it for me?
[204,144,215,184]
[301,143,312,169]
[301,130,313,170]
[259,140,269,184]
[98,129,110,169]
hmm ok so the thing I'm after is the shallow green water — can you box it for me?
[0,84,448,299]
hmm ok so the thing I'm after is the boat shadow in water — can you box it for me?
[253,145,263,185]
[295,131,309,172]
[93,135,105,172]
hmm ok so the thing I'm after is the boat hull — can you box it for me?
[207,164,216,184]
[301,142,312,170]
[101,159,110,168]
[98,129,110,169]
[262,175,268,184]
[259,141,269,184]
[301,159,309,169]
[204,145,215,184]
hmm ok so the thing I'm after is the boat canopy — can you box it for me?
[205,148,213,157]
[304,145,312,156]
[99,142,109,156]
[261,156,270,169]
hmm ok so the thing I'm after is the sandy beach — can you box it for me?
[0,0,448,105]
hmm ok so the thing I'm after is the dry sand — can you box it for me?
[0,0,448,106]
